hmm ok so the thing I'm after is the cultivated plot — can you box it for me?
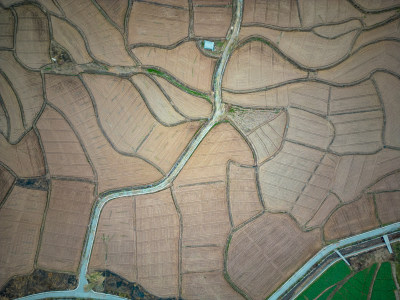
[0,0,400,299]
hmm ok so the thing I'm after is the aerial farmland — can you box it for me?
[0,0,400,299]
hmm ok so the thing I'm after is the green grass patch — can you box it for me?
[228,105,247,114]
[214,40,225,48]
[147,68,163,76]
[147,68,211,102]
[371,262,397,300]
[297,261,351,300]
[332,263,377,300]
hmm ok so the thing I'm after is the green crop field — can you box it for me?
[297,261,351,300]
[317,285,337,300]
[332,263,377,300]
[297,259,399,300]
[371,262,396,300]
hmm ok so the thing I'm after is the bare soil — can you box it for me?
[324,194,379,241]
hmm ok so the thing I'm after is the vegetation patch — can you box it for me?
[318,285,337,300]
[297,261,351,300]
[85,271,105,292]
[146,68,211,102]
[297,244,400,300]
[371,262,397,300]
[332,263,377,300]
[98,270,178,299]
[0,269,77,299]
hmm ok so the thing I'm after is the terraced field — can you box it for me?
[0,0,400,299]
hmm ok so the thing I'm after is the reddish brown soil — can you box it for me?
[227,213,321,299]
[0,186,47,288]
[228,164,262,226]
[375,192,400,225]
[128,1,188,46]
[0,129,45,178]
[37,179,95,272]
[36,106,94,179]
[15,5,51,68]
[133,42,216,92]
[45,74,163,192]
[324,194,379,241]
[0,165,14,203]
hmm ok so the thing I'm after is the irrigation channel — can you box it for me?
[18,0,243,299]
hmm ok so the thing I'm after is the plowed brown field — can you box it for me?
[128,2,188,46]
[173,122,254,298]
[329,81,380,115]
[133,42,216,92]
[0,73,25,143]
[324,194,379,241]
[228,163,262,226]
[0,165,14,203]
[318,42,400,84]
[155,77,212,119]
[81,73,158,153]
[375,192,400,224]
[137,121,201,173]
[0,51,44,128]
[228,213,321,299]
[96,0,127,29]
[1,0,400,298]
[368,172,400,193]
[15,5,51,68]
[45,74,162,192]
[131,74,186,125]
[286,107,334,149]
[223,82,329,115]
[243,0,301,27]
[306,194,340,228]
[0,7,13,48]
[135,189,179,297]
[239,26,356,68]
[175,123,254,186]
[223,41,306,91]
[0,129,45,177]
[36,106,94,179]
[37,179,95,272]
[354,18,400,50]
[58,0,133,65]
[0,186,47,288]
[193,2,231,38]
[50,16,93,64]
[89,196,136,282]
[332,150,400,203]
[374,72,400,148]
[90,189,179,298]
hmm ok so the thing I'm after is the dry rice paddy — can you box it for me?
[1,0,400,299]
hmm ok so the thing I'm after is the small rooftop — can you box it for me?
[204,40,215,51]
